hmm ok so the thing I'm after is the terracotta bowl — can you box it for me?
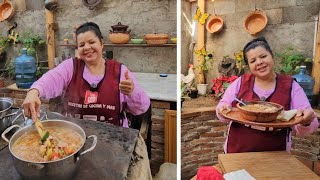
[206,15,224,33]
[144,34,169,45]
[236,101,283,122]
[244,10,268,35]
[0,0,15,22]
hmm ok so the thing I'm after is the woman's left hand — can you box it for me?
[119,70,135,95]
[296,109,315,126]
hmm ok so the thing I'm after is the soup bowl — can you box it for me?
[1,119,97,180]
[236,101,283,122]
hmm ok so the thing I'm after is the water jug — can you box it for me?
[292,66,315,103]
[15,48,37,89]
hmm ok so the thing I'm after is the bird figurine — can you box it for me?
[181,64,195,89]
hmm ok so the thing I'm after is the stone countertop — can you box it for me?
[133,72,177,102]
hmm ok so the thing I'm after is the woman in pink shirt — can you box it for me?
[217,37,318,153]
[22,22,150,127]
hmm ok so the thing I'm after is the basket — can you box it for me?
[244,9,268,35]
[206,15,224,33]
[145,39,168,45]
[109,33,130,44]
[236,101,283,122]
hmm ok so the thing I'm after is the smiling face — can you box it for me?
[77,31,104,64]
[246,46,275,79]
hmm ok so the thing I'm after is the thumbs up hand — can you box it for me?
[119,70,135,95]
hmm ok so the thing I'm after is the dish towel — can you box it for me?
[196,166,224,180]
[223,169,256,180]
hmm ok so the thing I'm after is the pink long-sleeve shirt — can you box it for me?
[216,76,319,153]
[31,58,150,128]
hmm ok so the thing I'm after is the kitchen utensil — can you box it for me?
[1,119,97,180]
[130,38,144,44]
[236,101,283,122]
[109,33,130,44]
[171,38,177,44]
[233,97,247,106]
[44,0,58,11]
[144,34,169,45]
[82,0,101,10]
[206,15,224,33]
[111,22,130,33]
[34,117,49,142]
[244,9,268,35]
[0,0,15,22]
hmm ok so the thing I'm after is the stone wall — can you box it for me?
[182,0,320,87]
[0,0,177,74]
[181,107,320,180]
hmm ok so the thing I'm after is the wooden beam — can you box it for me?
[45,10,55,69]
[312,11,320,95]
[195,0,206,84]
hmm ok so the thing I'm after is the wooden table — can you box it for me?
[218,151,319,180]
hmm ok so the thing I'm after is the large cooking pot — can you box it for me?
[0,98,22,133]
[1,120,97,180]
[0,0,15,22]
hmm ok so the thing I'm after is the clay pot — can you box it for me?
[144,34,169,45]
[236,101,283,122]
[111,22,130,33]
[244,9,268,35]
[206,15,224,34]
[109,33,130,44]
[44,0,58,11]
[0,0,15,22]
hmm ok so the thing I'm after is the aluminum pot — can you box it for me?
[1,120,97,180]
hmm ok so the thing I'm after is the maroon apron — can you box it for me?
[227,74,293,153]
[64,58,122,126]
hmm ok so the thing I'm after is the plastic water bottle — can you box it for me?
[159,74,168,98]
[292,66,315,103]
[15,48,37,89]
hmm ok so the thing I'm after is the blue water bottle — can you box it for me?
[15,48,37,89]
[292,65,315,103]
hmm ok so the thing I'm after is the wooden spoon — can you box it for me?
[34,117,49,143]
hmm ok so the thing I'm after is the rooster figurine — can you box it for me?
[181,64,195,89]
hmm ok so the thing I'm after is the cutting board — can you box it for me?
[218,151,319,180]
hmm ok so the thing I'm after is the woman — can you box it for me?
[217,37,318,153]
[23,22,150,127]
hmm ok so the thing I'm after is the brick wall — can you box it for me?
[150,100,171,175]
[181,108,320,180]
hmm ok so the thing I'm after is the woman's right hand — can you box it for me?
[22,89,41,122]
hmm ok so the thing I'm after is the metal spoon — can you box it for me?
[234,97,247,106]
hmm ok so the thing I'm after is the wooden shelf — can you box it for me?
[59,44,176,47]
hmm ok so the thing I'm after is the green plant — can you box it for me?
[275,46,311,75]
[0,36,9,55]
[194,46,214,84]
[17,31,46,66]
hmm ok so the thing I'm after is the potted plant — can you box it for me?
[212,75,238,98]
[194,46,214,95]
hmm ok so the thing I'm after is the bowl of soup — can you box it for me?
[236,101,283,122]
[1,119,97,180]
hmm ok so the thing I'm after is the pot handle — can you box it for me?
[1,124,21,143]
[77,135,97,161]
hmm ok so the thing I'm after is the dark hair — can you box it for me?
[243,37,273,64]
[75,22,103,43]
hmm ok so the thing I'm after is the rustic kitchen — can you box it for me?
[0,0,177,179]
[182,0,320,179]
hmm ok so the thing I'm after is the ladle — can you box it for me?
[234,97,247,106]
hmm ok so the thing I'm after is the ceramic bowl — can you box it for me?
[130,38,144,44]
[236,101,283,122]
